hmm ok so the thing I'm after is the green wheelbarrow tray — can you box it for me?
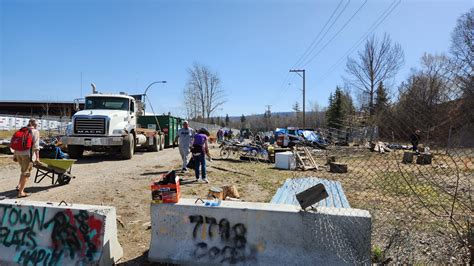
[33,159,77,185]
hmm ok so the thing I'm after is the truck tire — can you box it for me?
[68,145,84,159]
[148,135,159,152]
[121,133,134,159]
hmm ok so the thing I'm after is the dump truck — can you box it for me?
[63,85,165,159]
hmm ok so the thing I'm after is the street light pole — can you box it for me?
[142,80,167,132]
[289,69,306,129]
[143,80,167,113]
[144,81,167,97]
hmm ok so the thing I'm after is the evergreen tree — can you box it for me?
[225,114,230,126]
[292,102,301,127]
[292,102,301,112]
[240,114,246,124]
[374,81,389,115]
[326,86,354,129]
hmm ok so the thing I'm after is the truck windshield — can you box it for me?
[85,97,129,111]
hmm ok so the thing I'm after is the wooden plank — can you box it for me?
[295,183,329,209]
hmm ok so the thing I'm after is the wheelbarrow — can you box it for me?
[33,159,76,185]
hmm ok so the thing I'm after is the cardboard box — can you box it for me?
[151,175,180,204]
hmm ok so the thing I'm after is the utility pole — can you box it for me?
[265,105,271,131]
[265,105,271,116]
[289,69,306,129]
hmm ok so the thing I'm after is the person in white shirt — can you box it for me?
[173,121,194,172]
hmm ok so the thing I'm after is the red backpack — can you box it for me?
[10,127,33,151]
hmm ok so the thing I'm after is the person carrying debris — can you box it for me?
[410,129,421,152]
[174,121,194,172]
[192,128,210,183]
[217,128,224,143]
[11,119,40,198]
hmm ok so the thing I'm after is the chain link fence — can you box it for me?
[283,81,473,263]
[0,114,70,135]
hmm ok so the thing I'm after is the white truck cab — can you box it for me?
[63,89,162,159]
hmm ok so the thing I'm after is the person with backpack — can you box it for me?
[11,119,40,198]
[191,128,210,183]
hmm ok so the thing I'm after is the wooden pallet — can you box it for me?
[293,145,319,171]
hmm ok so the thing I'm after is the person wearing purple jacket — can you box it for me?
[191,128,210,183]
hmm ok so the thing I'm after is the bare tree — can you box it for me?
[450,8,473,125]
[394,53,452,140]
[183,85,201,119]
[345,33,404,116]
[450,8,474,78]
[184,63,225,121]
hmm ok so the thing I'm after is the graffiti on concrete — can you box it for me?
[189,215,258,263]
[0,205,104,265]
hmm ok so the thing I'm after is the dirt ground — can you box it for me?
[0,145,297,264]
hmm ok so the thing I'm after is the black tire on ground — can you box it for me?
[121,133,134,159]
[220,148,230,159]
[148,136,159,152]
[67,145,84,159]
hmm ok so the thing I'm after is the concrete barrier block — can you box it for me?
[149,199,371,265]
[0,199,123,265]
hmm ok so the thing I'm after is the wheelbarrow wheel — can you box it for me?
[58,173,72,185]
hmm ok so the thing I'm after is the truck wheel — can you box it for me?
[121,133,134,159]
[148,135,159,152]
[68,145,84,159]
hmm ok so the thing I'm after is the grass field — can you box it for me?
[203,145,472,263]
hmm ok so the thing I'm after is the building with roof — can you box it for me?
[0,100,84,118]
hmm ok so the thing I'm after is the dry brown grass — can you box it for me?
[203,144,472,263]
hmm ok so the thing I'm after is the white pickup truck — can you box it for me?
[63,92,164,159]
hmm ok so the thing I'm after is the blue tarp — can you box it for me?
[274,128,288,136]
[301,130,328,146]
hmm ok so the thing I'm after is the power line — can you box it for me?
[301,0,368,68]
[319,0,401,83]
[269,0,350,106]
[292,0,347,68]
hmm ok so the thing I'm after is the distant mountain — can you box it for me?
[226,112,296,121]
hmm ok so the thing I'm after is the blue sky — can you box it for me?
[0,0,472,117]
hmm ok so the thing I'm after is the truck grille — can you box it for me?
[74,117,106,134]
